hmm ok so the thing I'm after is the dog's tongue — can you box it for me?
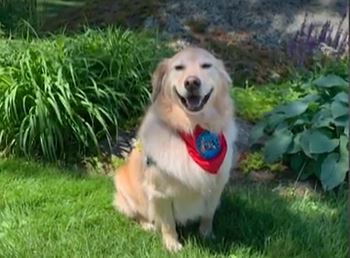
[186,96,201,108]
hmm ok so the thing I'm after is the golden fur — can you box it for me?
[113,47,237,252]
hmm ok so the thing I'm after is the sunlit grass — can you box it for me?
[0,158,347,258]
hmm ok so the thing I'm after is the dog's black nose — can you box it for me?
[184,76,201,92]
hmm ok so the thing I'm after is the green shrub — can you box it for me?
[0,0,39,36]
[238,151,284,175]
[251,74,349,190]
[0,28,170,161]
[0,23,4,38]
[231,84,301,122]
[289,55,348,86]
[312,56,349,81]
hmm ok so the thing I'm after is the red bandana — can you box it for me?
[179,126,227,175]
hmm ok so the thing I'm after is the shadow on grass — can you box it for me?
[177,185,347,257]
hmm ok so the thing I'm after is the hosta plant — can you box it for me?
[251,74,348,190]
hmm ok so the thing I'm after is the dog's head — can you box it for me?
[152,47,232,114]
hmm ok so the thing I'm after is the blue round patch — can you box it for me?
[195,130,221,160]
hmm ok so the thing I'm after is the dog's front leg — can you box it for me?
[199,188,224,239]
[149,197,182,252]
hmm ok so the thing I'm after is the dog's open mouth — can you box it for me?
[174,88,213,112]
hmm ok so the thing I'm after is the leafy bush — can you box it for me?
[251,74,349,190]
[238,151,284,175]
[231,84,301,122]
[0,0,39,36]
[291,55,349,86]
[0,23,5,38]
[0,28,170,161]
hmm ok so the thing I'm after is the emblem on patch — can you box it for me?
[195,130,221,160]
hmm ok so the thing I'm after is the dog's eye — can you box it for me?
[201,63,212,69]
[174,65,185,71]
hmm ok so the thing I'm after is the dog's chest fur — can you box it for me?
[137,111,237,223]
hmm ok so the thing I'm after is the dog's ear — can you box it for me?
[217,60,232,87]
[151,59,169,102]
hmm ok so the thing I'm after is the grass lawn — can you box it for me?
[0,158,347,258]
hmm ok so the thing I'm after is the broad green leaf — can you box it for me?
[299,131,313,158]
[250,121,266,144]
[273,94,319,119]
[321,153,339,190]
[301,159,322,180]
[287,133,302,154]
[318,127,338,138]
[339,135,349,165]
[276,101,308,118]
[275,122,289,131]
[345,124,349,137]
[264,114,287,134]
[308,130,339,154]
[333,115,348,127]
[289,153,305,173]
[321,152,348,190]
[263,129,293,163]
[300,130,339,156]
[331,100,348,118]
[300,94,320,103]
[293,114,310,126]
[333,92,348,104]
[312,108,333,128]
[313,74,348,88]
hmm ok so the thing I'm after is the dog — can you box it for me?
[113,47,237,252]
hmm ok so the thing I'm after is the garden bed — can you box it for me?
[0,2,348,256]
[37,0,348,84]
[0,0,348,189]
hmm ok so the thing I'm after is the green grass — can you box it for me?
[0,159,347,258]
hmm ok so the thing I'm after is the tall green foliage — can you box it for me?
[0,28,169,161]
[0,0,39,36]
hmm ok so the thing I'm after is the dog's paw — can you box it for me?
[140,221,156,232]
[199,224,216,240]
[164,236,183,252]
[199,230,216,240]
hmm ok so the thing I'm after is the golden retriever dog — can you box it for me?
[113,47,237,252]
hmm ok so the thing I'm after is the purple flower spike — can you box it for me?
[286,14,348,67]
